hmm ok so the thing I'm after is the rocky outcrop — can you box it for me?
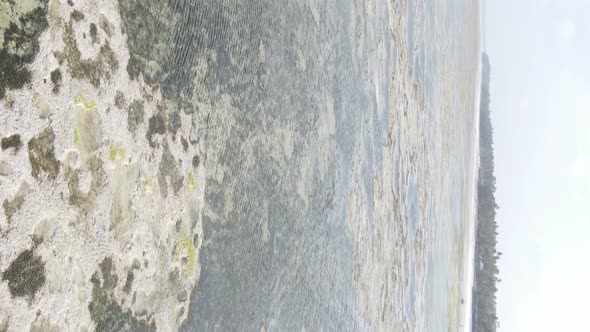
[0,1,204,330]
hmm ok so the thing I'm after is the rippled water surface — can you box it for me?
[121,0,481,330]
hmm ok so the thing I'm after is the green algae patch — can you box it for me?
[73,128,80,146]
[88,257,155,332]
[168,111,181,137]
[126,99,144,134]
[141,177,154,192]
[70,10,84,21]
[123,270,134,294]
[50,68,61,93]
[157,144,183,197]
[118,0,178,85]
[146,113,166,148]
[192,154,200,168]
[114,90,125,109]
[0,50,31,99]
[28,127,60,181]
[55,17,119,87]
[1,134,21,151]
[89,23,99,44]
[74,92,96,110]
[173,233,196,278]
[187,172,196,189]
[2,249,45,300]
[109,146,126,162]
[0,3,48,99]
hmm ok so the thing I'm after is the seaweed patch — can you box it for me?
[55,17,118,87]
[74,92,97,110]
[28,127,60,181]
[88,257,155,332]
[126,99,144,134]
[50,68,62,93]
[114,90,126,109]
[146,113,166,148]
[0,3,48,99]
[109,145,126,162]
[173,233,196,278]
[157,144,183,197]
[89,23,99,44]
[2,249,46,300]
[1,134,22,151]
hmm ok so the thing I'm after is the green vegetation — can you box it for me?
[173,233,197,277]
[109,145,126,161]
[472,53,501,332]
[187,172,196,189]
[74,92,97,110]
[141,177,154,192]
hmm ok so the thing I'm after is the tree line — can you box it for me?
[472,53,501,332]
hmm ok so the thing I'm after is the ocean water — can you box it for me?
[121,0,480,330]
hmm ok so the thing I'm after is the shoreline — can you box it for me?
[460,9,484,329]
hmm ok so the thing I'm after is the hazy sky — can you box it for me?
[486,0,590,330]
